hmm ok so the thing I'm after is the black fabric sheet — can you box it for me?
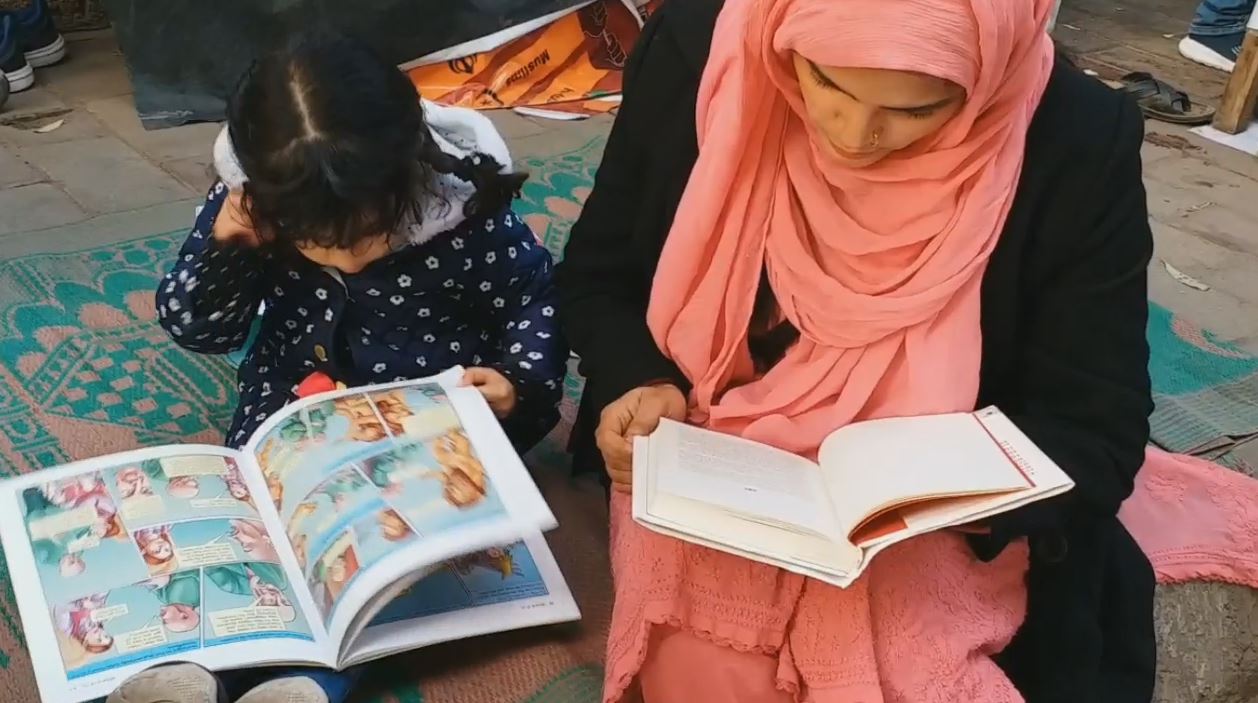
[101,0,589,128]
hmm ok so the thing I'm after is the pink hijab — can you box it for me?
[648,0,1057,454]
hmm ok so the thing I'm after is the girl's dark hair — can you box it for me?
[226,33,526,249]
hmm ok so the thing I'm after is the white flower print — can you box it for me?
[416,356,428,367]
[463,259,473,272]
[209,311,224,322]
[297,307,308,317]
[181,311,193,325]
[426,256,440,270]
[485,219,495,232]
[214,182,226,195]
[522,240,532,250]
[452,237,465,250]
[367,288,381,297]
[518,320,531,330]
[306,324,315,333]
[492,297,505,308]
[273,286,285,297]
[485,251,497,264]
[541,306,555,317]
[443,278,455,288]
[507,246,517,259]
[362,336,371,345]
[419,308,431,318]
[397,274,412,288]
[479,281,492,292]
[178,269,189,283]
[315,288,328,300]
[184,276,198,292]
[167,298,182,312]
[390,295,405,306]
[424,334,436,343]
[166,281,176,294]
[536,331,552,339]
[325,309,335,322]
[519,360,533,370]
[510,342,523,354]
[373,363,387,373]
[288,270,301,280]
[527,352,543,361]
[286,320,298,330]
[520,295,531,306]
[504,214,513,227]
[450,341,461,352]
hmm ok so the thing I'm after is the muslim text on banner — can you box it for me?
[409,0,660,112]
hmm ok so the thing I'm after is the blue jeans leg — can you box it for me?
[1190,0,1256,36]
[222,665,365,703]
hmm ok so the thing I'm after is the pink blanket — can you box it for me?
[1120,448,1258,587]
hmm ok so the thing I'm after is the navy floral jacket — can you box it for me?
[156,181,567,450]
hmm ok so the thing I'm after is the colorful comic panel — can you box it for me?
[362,435,507,538]
[286,467,385,577]
[255,396,397,522]
[102,456,259,527]
[201,561,313,648]
[368,542,549,625]
[305,531,361,625]
[51,570,203,680]
[132,518,277,578]
[22,474,150,606]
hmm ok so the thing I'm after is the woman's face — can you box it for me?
[791,56,964,168]
[146,538,174,561]
[83,627,114,650]
[161,604,200,633]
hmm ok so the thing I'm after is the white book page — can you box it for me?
[338,532,579,666]
[650,419,843,539]
[0,445,335,703]
[634,435,862,585]
[818,411,1034,538]
[242,369,557,648]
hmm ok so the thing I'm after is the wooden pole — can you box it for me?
[1212,15,1258,135]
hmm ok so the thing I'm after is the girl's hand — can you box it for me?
[461,368,517,419]
[212,190,265,248]
[596,383,687,492]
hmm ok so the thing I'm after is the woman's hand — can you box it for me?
[597,383,687,491]
[461,367,517,419]
[212,190,265,248]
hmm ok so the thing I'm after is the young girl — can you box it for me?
[109,32,566,703]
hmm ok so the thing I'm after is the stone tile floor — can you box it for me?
[2,25,1257,357]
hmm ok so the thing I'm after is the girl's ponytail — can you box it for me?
[419,136,528,219]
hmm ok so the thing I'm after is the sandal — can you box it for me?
[1114,71,1215,126]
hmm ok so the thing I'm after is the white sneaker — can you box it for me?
[235,676,330,703]
[1178,35,1239,73]
[106,663,224,703]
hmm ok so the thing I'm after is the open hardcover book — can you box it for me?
[0,368,579,703]
[633,407,1074,588]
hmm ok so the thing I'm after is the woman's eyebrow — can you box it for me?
[806,60,958,112]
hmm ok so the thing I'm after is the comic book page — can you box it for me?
[338,532,579,667]
[0,446,332,703]
[244,368,557,647]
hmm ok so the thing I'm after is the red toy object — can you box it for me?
[295,372,338,399]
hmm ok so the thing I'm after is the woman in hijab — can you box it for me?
[559,0,1157,701]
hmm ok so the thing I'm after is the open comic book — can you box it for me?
[0,368,579,703]
[633,407,1075,588]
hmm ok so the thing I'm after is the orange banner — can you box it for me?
[409,0,658,111]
